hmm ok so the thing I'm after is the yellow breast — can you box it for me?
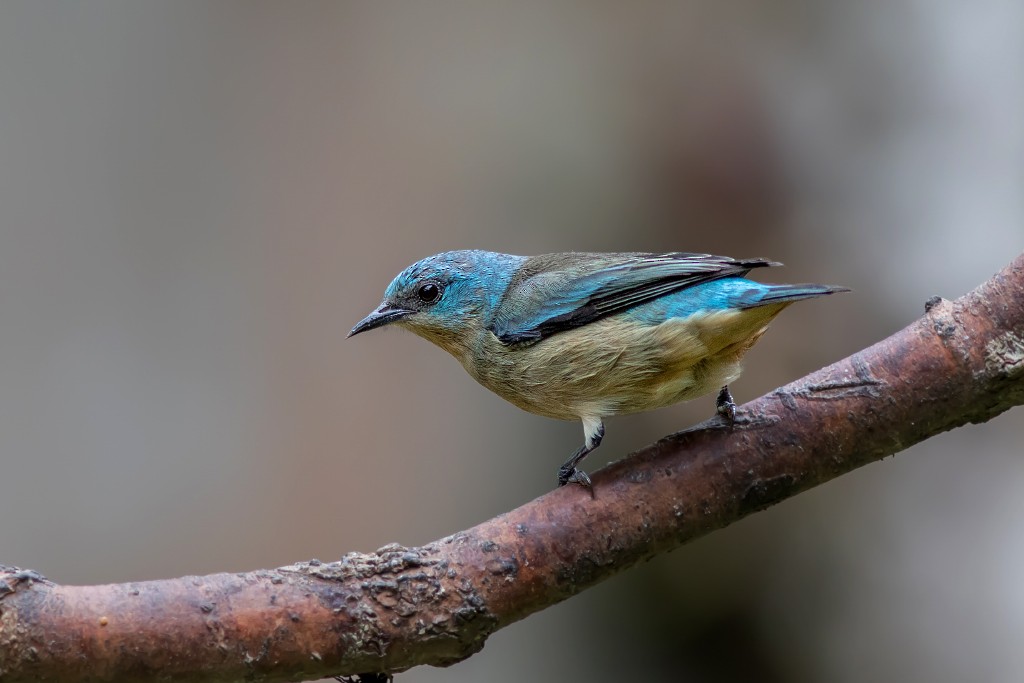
[458,303,789,420]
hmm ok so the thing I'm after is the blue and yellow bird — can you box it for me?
[350,251,847,489]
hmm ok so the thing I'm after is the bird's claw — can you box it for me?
[557,466,592,490]
[716,385,737,422]
[567,469,592,489]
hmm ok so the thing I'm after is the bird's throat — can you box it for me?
[404,323,474,365]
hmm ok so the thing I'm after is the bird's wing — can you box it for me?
[489,252,779,345]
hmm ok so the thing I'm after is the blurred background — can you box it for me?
[1,2,1022,681]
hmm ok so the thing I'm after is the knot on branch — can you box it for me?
[0,566,51,601]
[280,539,499,669]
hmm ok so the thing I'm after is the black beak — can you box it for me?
[348,304,414,338]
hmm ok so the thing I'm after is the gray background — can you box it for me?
[1,2,1022,682]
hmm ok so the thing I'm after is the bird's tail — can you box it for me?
[736,283,850,309]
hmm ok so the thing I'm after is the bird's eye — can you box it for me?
[417,282,441,304]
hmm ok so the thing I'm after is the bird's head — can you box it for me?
[349,250,524,358]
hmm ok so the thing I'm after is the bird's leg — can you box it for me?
[557,444,594,489]
[558,418,604,490]
[716,385,737,422]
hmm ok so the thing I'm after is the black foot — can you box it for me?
[716,385,737,422]
[557,420,603,494]
[557,465,592,489]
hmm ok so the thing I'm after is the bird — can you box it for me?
[349,250,847,490]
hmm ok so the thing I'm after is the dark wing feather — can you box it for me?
[490,252,778,345]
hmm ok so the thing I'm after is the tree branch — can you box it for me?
[3,253,1023,683]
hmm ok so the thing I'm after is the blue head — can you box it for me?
[349,250,526,357]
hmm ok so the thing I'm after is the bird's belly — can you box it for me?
[468,309,775,420]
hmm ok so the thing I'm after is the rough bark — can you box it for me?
[2,253,1022,683]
